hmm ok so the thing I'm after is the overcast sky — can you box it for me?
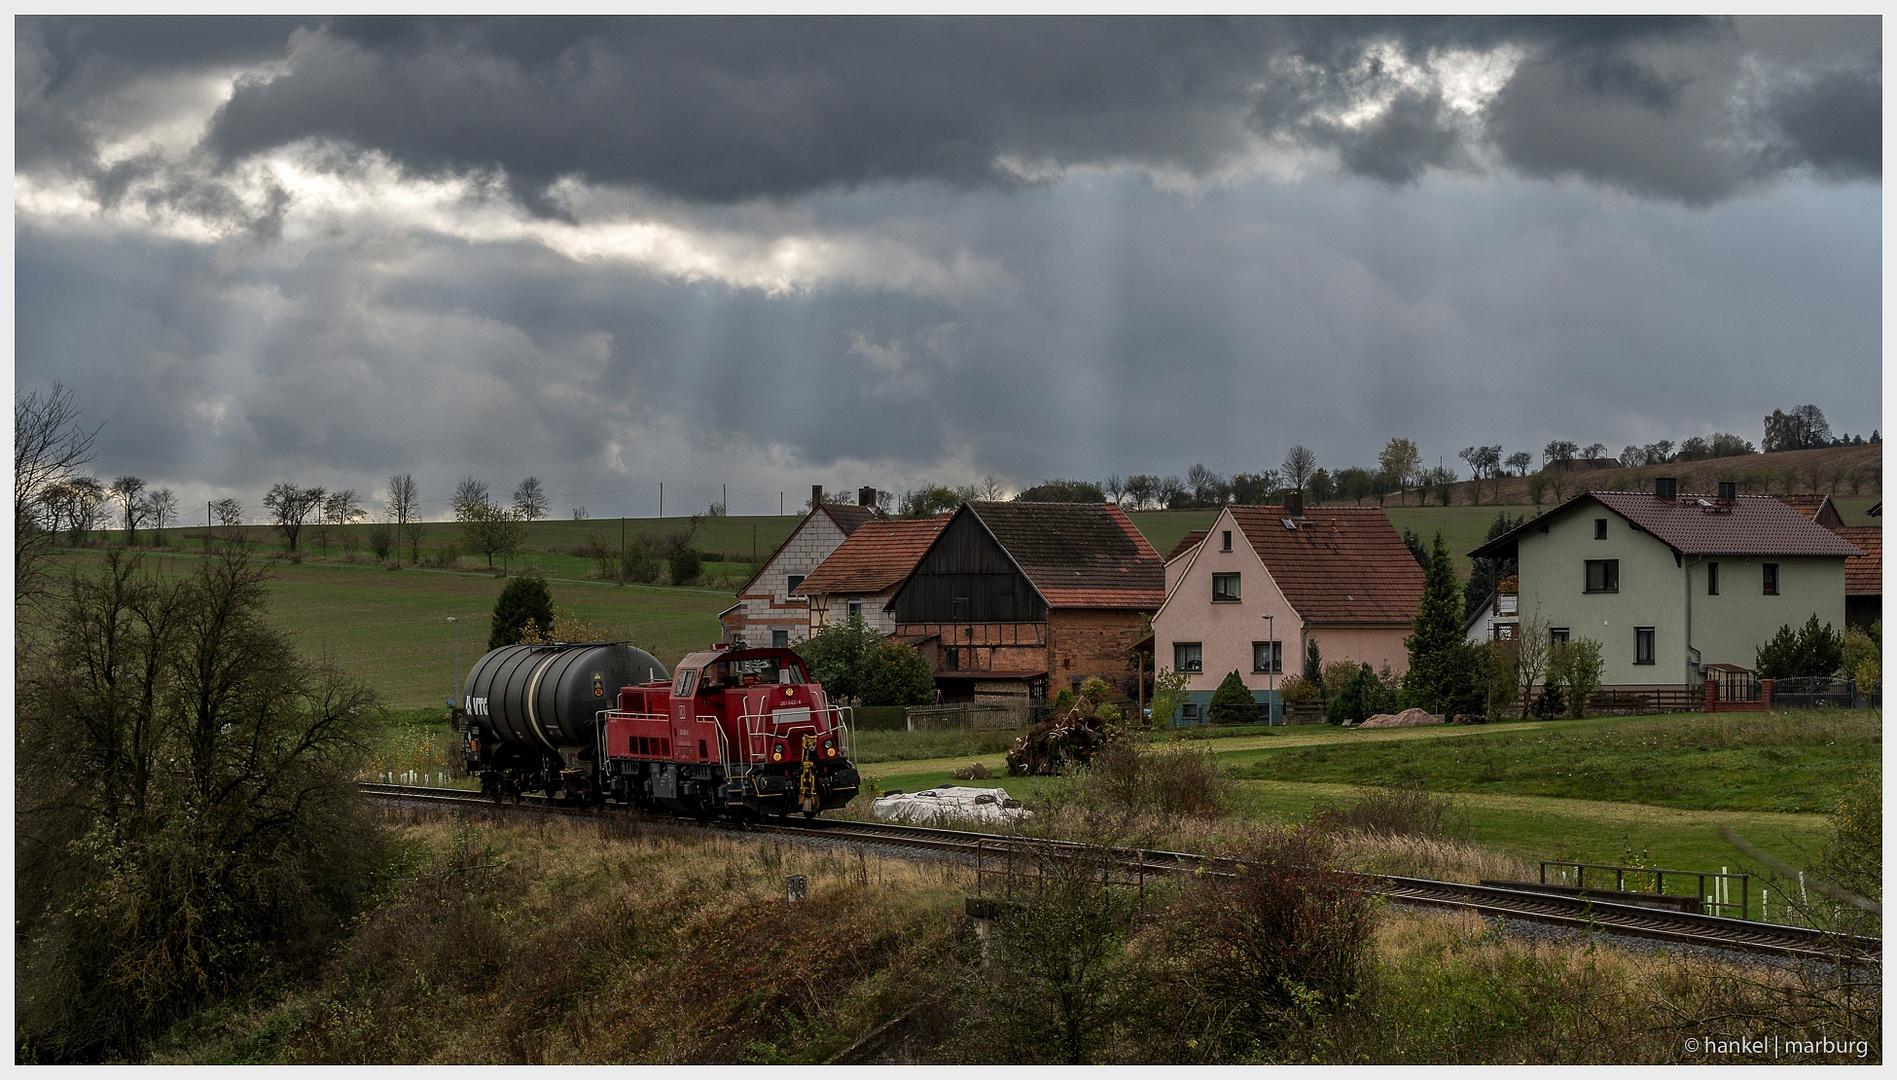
[15,15,1882,520]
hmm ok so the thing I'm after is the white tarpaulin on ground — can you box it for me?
[872,786,1031,825]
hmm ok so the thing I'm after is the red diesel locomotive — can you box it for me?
[460,642,860,818]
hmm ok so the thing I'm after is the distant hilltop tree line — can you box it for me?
[18,381,1880,580]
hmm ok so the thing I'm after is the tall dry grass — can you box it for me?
[150,810,972,1064]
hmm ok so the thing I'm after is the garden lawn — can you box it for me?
[1230,710,1879,813]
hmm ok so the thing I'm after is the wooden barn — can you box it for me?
[885,501,1165,706]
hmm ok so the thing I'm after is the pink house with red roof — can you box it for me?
[1153,495,1424,722]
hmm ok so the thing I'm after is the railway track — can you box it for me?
[360,783,1880,965]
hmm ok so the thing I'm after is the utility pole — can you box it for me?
[447,616,461,708]
[659,481,664,518]
[620,517,627,586]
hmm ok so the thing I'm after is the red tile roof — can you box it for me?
[1472,492,1866,559]
[1774,494,1846,532]
[1228,506,1424,624]
[793,517,946,597]
[1167,530,1208,562]
[967,501,1165,609]
[1840,526,1880,595]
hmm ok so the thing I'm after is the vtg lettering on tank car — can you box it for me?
[459,642,860,818]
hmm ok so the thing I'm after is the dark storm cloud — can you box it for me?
[16,16,320,168]
[66,14,1857,207]
[1770,68,1881,178]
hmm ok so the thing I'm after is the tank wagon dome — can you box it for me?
[464,642,669,750]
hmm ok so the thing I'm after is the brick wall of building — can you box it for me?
[1047,608,1146,695]
[731,512,849,646]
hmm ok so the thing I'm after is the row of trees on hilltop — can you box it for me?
[874,403,1875,517]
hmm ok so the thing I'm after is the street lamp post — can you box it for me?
[447,616,460,708]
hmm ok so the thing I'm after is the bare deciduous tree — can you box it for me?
[142,488,178,545]
[511,476,549,521]
[109,476,148,546]
[263,483,325,553]
[16,383,101,596]
[1281,445,1317,493]
[1505,450,1534,477]
[387,474,422,563]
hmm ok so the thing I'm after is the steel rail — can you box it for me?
[358,783,1879,964]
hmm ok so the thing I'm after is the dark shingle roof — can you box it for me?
[966,501,1165,609]
[1228,506,1424,624]
[1471,492,1865,560]
[1840,526,1880,595]
[793,517,946,597]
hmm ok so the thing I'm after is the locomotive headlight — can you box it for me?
[823,738,836,757]
[773,742,784,761]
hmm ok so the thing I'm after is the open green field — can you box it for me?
[850,710,1876,892]
[47,550,732,709]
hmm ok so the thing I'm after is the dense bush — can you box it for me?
[1754,614,1845,680]
[1159,827,1375,1058]
[15,551,379,1062]
[797,616,934,706]
[488,575,554,650]
[1066,737,1233,821]
[1310,783,1463,841]
[1327,663,1397,724]
[667,546,703,586]
[1207,670,1257,724]
[1546,638,1603,718]
[858,638,936,706]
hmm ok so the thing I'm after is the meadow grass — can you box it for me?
[1230,709,1880,813]
[47,549,731,708]
[151,813,973,1064]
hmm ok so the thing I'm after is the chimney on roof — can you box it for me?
[1718,481,1736,503]
[812,484,824,509]
[1655,477,1677,502]
[858,485,877,508]
[1284,491,1304,517]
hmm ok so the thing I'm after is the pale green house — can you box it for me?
[1470,479,1863,689]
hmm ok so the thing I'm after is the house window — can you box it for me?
[1180,702,1201,723]
[1634,627,1655,665]
[1550,627,1570,645]
[946,647,959,671]
[1174,641,1203,673]
[1212,573,1241,602]
[1252,641,1282,674]
[1763,563,1778,595]
[786,574,805,596]
[1221,530,1233,552]
[847,600,863,620]
[1584,559,1619,593]
[772,630,789,649]
[1708,562,1719,595]
[1594,518,1607,540]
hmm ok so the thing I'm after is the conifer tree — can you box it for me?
[1400,530,1465,714]
[489,574,555,650]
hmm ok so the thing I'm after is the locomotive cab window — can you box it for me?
[672,669,698,698]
